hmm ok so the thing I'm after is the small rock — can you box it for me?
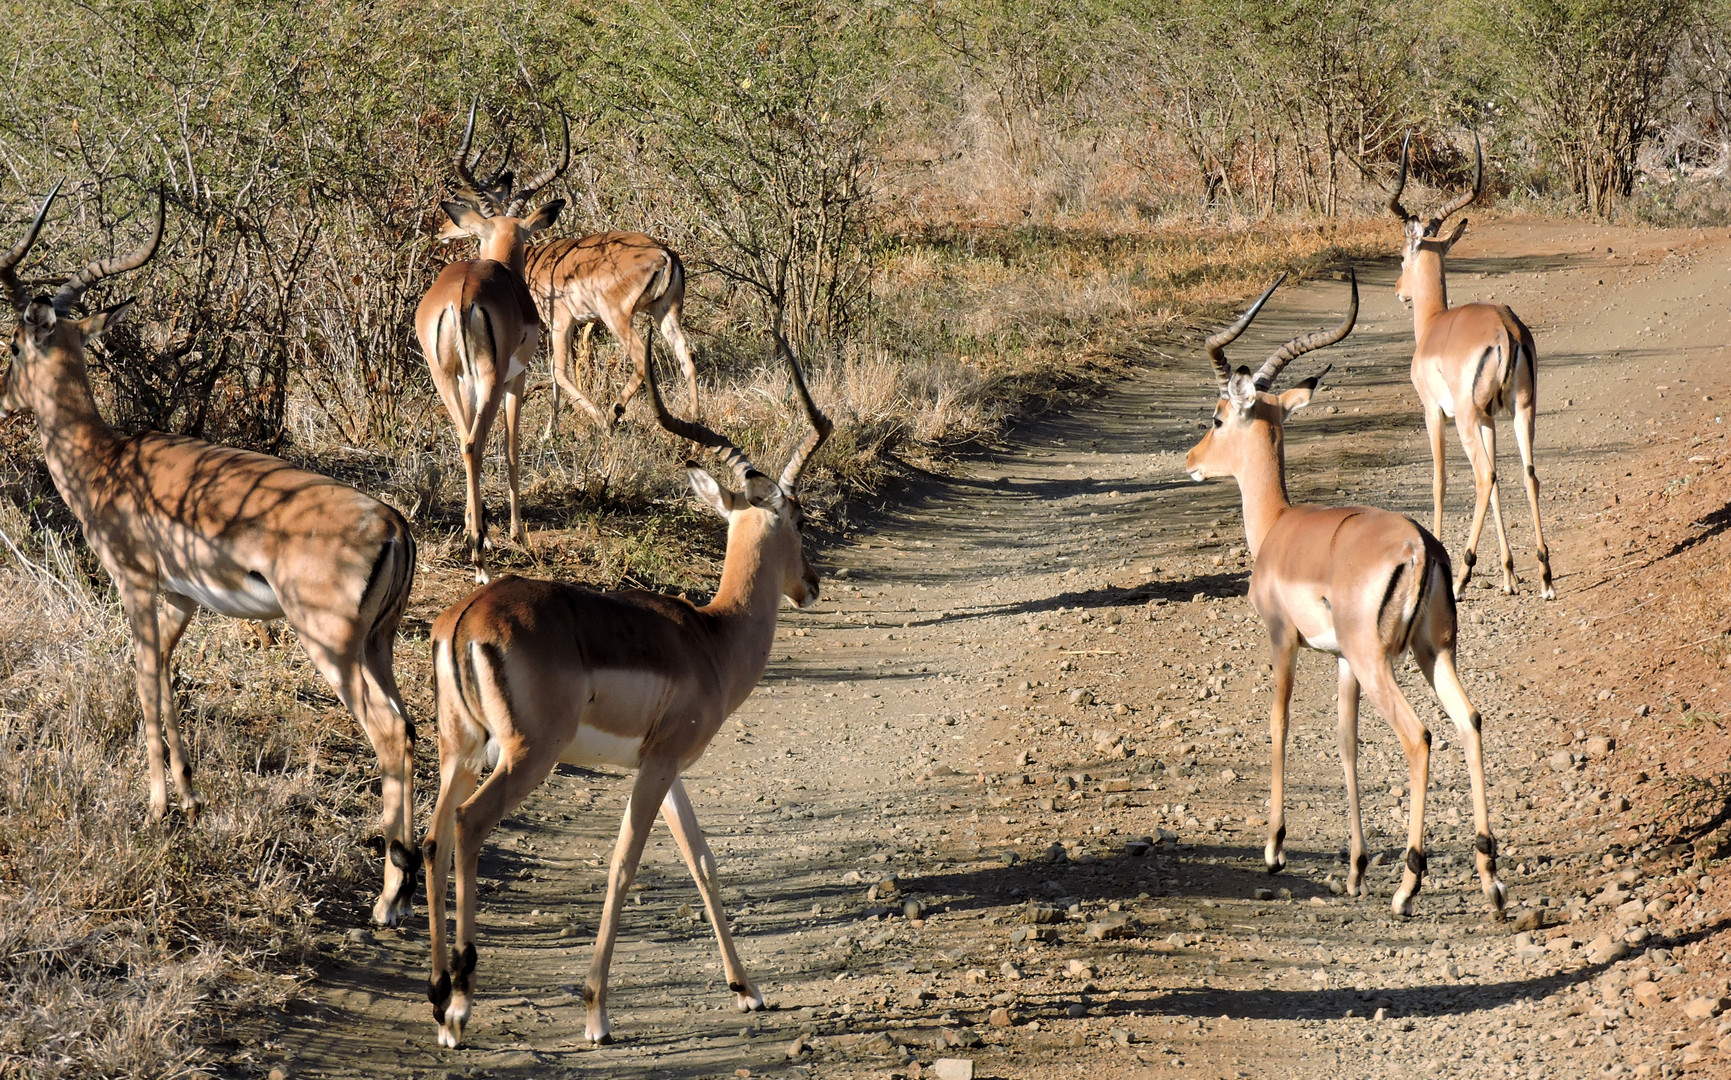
[1254,888,1274,901]
[1586,735,1614,756]
[268,1069,292,1080]
[1067,689,1094,707]
[1024,904,1063,924]
[988,1007,1014,1028]
[1065,1002,1088,1018]
[1632,981,1663,1008]
[942,1027,984,1049]
[931,1060,974,1080]
[1685,996,1727,1020]
[990,991,1017,1007]
[1548,750,1574,773]
[1066,958,1094,978]
[1588,933,1629,965]
[1513,908,1544,933]
[787,1035,809,1059]
[1439,962,1460,980]
[904,899,926,920]
[1373,1007,1387,1022]
[999,961,1022,980]
[345,928,374,946]
[1087,912,1133,940]
[1109,1027,1132,1047]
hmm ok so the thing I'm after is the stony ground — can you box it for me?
[221,219,1731,1080]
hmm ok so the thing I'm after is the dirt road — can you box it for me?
[226,220,1731,1079]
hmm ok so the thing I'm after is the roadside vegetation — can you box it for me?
[1,1,1729,1074]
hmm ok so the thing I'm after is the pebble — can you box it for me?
[942,1027,984,1048]
[787,1035,809,1059]
[1586,735,1614,756]
[268,1069,291,1080]
[1685,996,1727,1020]
[1254,888,1274,901]
[1632,981,1663,1008]
[1110,1027,1132,1046]
[1588,933,1630,965]
[931,1060,974,1080]
[345,928,374,946]
[1513,908,1544,933]
[988,1007,1014,1028]
[1087,912,1133,940]
[1547,750,1574,773]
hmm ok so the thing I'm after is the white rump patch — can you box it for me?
[166,573,283,621]
[1435,383,1455,419]
[505,352,527,383]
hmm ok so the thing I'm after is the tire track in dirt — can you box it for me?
[229,220,1731,1079]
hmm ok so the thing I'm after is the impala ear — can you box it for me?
[22,299,57,340]
[522,199,564,234]
[1278,364,1330,419]
[1442,217,1469,251]
[77,298,136,341]
[438,201,486,240]
[687,466,741,518]
[742,472,786,512]
[1226,366,1258,417]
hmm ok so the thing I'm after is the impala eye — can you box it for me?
[1212,416,1223,428]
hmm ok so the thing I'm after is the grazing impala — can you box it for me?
[1184,272,1506,918]
[0,184,421,926]
[522,230,700,434]
[417,103,568,582]
[1389,132,1553,600]
[420,331,831,1048]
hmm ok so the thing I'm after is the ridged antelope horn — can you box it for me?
[51,186,164,316]
[774,331,834,493]
[644,324,757,488]
[1204,272,1286,391]
[505,108,571,218]
[1251,268,1358,392]
[1427,131,1482,235]
[451,101,507,216]
[1386,131,1417,224]
[1,179,61,314]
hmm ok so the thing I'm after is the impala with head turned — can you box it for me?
[417,102,568,582]
[1185,272,1506,918]
[0,183,421,926]
[420,331,831,1049]
[1389,132,1553,600]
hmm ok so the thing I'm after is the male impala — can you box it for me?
[417,103,568,582]
[1184,272,1506,918]
[0,184,420,926]
[420,332,831,1048]
[1389,132,1553,600]
[523,230,700,433]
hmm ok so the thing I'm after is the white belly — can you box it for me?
[1435,382,1456,419]
[1302,624,1341,655]
[166,573,284,621]
[558,726,644,769]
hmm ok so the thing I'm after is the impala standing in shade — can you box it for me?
[421,332,831,1048]
[1184,272,1506,918]
[417,104,568,582]
[0,184,420,926]
[1389,133,1553,600]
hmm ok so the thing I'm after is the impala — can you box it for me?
[1389,132,1553,600]
[0,184,421,926]
[420,331,831,1048]
[417,103,568,582]
[523,230,700,434]
[1184,272,1506,918]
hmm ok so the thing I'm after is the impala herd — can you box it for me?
[0,113,1551,1050]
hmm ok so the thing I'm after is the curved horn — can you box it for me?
[1386,131,1416,223]
[506,108,571,217]
[450,101,505,216]
[774,331,834,492]
[1,179,61,314]
[1204,272,1285,390]
[453,100,484,193]
[1251,268,1357,392]
[644,324,756,488]
[51,186,164,315]
[1427,131,1482,234]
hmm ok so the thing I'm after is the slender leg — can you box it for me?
[586,757,682,1044]
[441,738,560,1047]
[504,368,527,545]
[656,304,700,416]
[660,779,766,1013]
[1336,658,1367,897]
[1356,660,1432,916]
[362,631,418,926]
[1511,396,1554,599]
[1424,406,1448,539]
[122,588,171,821]
[1451,413,1497,599]
[608,315,650,427]
[1478,422,1517,594]
[425,724,482,1048]
[1264,631,1298,875]
[549,318,609,431]
[1416,643,1507,915]
[156,596,202,817]
[460,382,504,584]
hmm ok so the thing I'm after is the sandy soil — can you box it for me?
[218,219,1731,1080]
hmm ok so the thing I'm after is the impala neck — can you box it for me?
[477,232,527,277]
[1235,430,1292,561]
[26,348,121,516]
[1408,248,1449,335]
[699,512,789,709]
